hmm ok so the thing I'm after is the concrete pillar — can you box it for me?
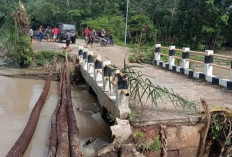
[87,51,94,74]
[115,75,130,116]
[94,56,103,82]
[78,46,84,64]
[82,48,88,70]
[181,48,190,69]
[154,44,161,65]
[204,50,214,76]
[168,46,175,69]
[112,69,120,93]
[102,60,112,92]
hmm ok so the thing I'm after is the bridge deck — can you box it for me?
[72,40,232,123]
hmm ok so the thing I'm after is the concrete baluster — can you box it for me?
[115,74,130,118]
[204,50,219,85]
[94,56,103,82]
[82,48,88,70]
[204,50,214,76]
[112,69,120,93]
[78,46,84,64]
[229,60,232,89]
[168,46,176,70]
[87,51,94,75]
[181,48,190,69]
[102,60,112,92]
[154,44,161,65]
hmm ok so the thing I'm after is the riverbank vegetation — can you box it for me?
[1,0,232,66]
[6,0,232,50]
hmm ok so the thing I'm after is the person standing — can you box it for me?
[84,27,90,41]
[53,27,59,42]
[29,27,33,43]
[86,29,94,48]
[100,28,106,38]
[65,30,72,51]
[39,26,43,41]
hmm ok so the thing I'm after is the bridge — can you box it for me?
[76,42,232,115]
[76,42,232,156]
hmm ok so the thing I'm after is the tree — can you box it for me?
[129,15,157,44]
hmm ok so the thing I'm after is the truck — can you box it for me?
[57,23,77,43]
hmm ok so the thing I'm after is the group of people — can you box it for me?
[84,27,113,48]
[36,26,60,42]
[29,26,71,51]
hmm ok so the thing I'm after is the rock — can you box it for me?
[110,118,132,143]
[97,118,132,157]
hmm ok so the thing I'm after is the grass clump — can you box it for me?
[135,131,145,138]
[36,51,55,66]
[151,137,162,152]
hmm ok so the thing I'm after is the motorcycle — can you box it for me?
[94,34,114,47]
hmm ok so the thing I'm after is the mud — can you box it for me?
[0,76,110,157]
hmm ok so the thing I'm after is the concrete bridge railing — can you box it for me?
[78,46,131,118]
[154,44,232,89]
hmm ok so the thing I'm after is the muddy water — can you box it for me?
[0,76,110,157]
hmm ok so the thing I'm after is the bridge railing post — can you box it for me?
[204,50,214,76]
[181,48,190,69]
[204,50,216,83]
[154,44,161,65]
[102,60,112,92]
[115,73,130,118]
[82,48,88,70]
[78,46,84,64]
[87,51,94,75]
[168,46,176,70]
[94,56,103,82]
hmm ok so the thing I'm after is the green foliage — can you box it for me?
[16,35,33,66]
[208,113,227,140]
[141,140,150,151]
[82,16,125,41]
[36,51,55,66]
[119,63,198,111]
[129,109,137,120]
[128,55,137,63]
[151,137,162,152]
[0,1,33,67]
[135,131,144,139]
[129,15,157,44]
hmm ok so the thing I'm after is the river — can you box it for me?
[0,76,110,157]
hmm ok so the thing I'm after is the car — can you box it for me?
[57,23,77,43]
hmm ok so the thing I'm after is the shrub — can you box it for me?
[151,137,162,152]
[141,140,150,152]
[135,131,144,138]
[128,55,137,63]
[16,36,33,66]
[36,50,55,66]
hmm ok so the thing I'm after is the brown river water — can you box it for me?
[0,76,110,157]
